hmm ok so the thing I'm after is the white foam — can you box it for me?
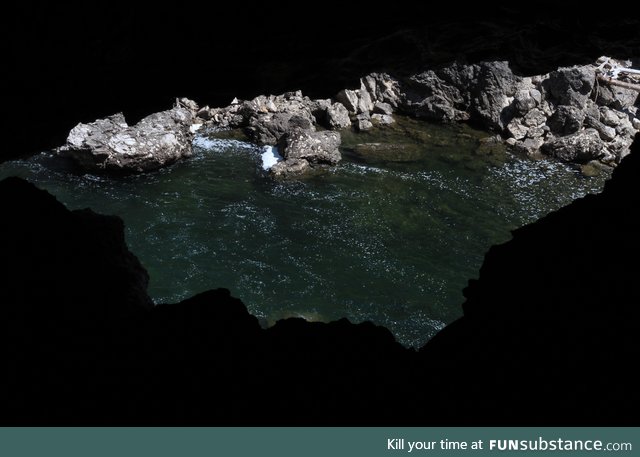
[192,136,258,151]
[260,146,283,170]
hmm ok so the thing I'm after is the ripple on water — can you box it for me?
[0,128,609,348]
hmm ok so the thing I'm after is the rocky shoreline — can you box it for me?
[56,57,639,176]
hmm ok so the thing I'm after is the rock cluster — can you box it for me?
[193,75,402,177]
[397,58,639,165]
[56,57,637,176]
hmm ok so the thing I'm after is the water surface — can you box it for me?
[0,118,608,347]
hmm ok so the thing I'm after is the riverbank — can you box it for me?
[55,57,638,177]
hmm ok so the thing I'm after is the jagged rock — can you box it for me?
[600,106,621,127]
[366,73,402,107]
[357,89,374,114]
[541,128,604,162]
[403,70,468,122]
[278,129,341,165]
[56,106,194,173]
[373,102,394,115]
[513,89,537,115]
[595,85,639,111]
[506,118,528,140]
[523,108,547,127]
[585,116,617,141]
[469,61,518,130]
[371,114,395,125]
[548,105,585,135]
[336,89,360,113]
[246,112,315,145]
[543,65,595,109]
[325,103,351,129]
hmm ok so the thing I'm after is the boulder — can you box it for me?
[506,118,528,140]
[541,128,604,163]
[278,129,342,165]
[548,105,585,135]
[326,103,352,129]
[269,158,311,178]
[373,102,394,115]
[543,65,595,109]
[336,89,360,113]
[513,89,537,115]
[584,117,617,142]
[523,108,547,127]
[468,61,519,130]
[246,112,315,145]
[595,84,639,111]
[56,106,194,173]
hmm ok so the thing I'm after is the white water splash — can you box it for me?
[260,146,283,170]
[192,136,258,151]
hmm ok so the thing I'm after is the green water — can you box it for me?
[0,118,608,347]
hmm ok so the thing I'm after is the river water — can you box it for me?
[0,117,608,347]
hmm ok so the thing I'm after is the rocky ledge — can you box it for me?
[56,104,195,173]
[56,57,638,176]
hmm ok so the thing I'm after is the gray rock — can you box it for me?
[356,113,373,131]
[403,70,467,122]
[600,107,621,127]
[357,89,374,114]
[269,158,311,178]
[506,118,528,140]
[513,89,537,115]
[632,117,640,130]
[595,84,639,111]
[57,107,194,173]
[513,137,544,156]
[278,129,341,165]
[541,128,604,163]
[247,112,315,145]
[584,116,617,141]
[373,102,394,115]
[361,76,378,101]
[325,103,351,129]
[469,61,519,130]
[371,114,395,125]
[548,105,585,135]
[367,73,402,107]
[336,89,360,113]
[543,65,595,109]
[523,108,547,127]
[526,127,545,139]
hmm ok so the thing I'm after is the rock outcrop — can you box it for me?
[396,57,639,165]
[57,105,195,173]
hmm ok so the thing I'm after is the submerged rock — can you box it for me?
[57,106,195,173]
